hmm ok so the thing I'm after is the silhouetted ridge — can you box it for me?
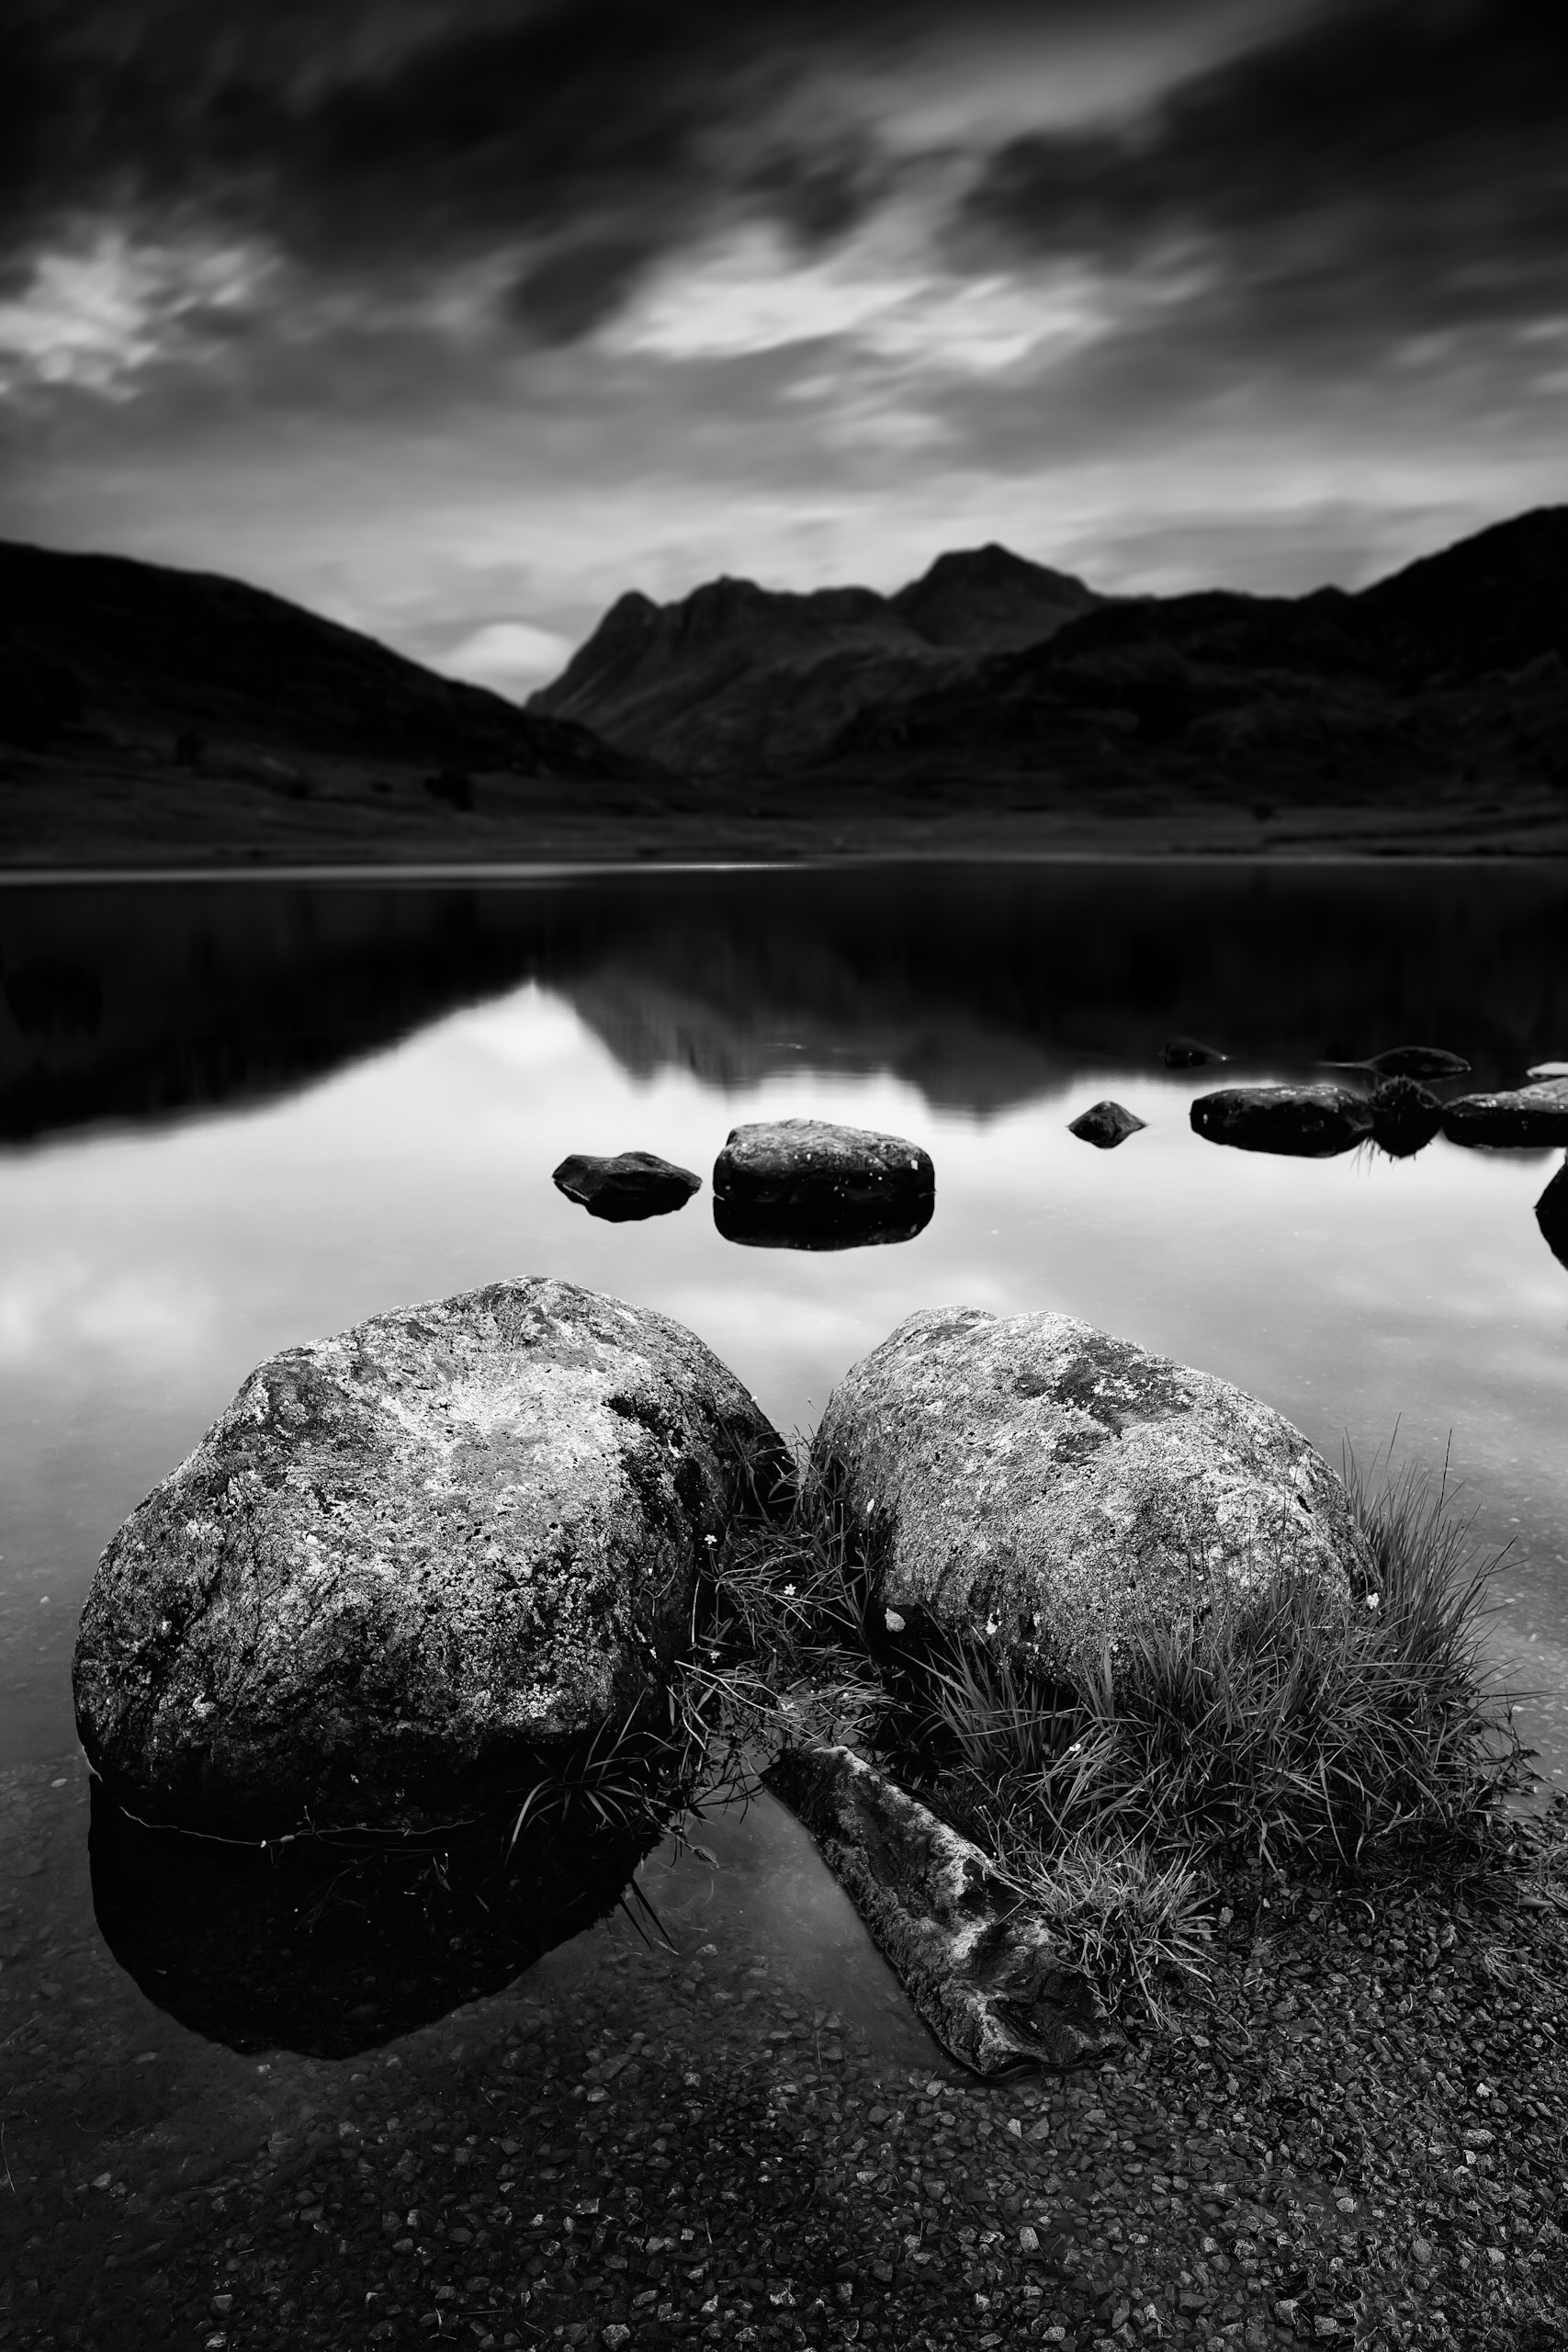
[0,538,656,780]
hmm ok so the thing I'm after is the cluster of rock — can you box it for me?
[73,1270,1371,2068]
[554,1118,934,1247]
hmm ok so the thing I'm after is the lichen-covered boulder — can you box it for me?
[812,1307,1366,1676]
[1440,1080,1568,1148]
[73,1279,786,1837]
[1190,1082,1371,1157]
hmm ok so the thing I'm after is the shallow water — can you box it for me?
[3,858,1568,2302]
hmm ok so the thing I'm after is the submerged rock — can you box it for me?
[1160,1035,1227,1068]
[811,1306,1364,1678]
[1190,1082,1372,1157]
[767,1743,1119,2074]
[553,1149,701,1221]
[1362,1045,1470,1078]
[712,1117,934,1249]
[1537,1159,1568,1270]
[1067,1100,1146,1149]
[1369,1075,1443,1159]
[1441,1080,1568,1148]
[73,1278,786,1837]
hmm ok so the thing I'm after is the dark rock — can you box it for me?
[1067,1100,1146,1148]
[1190,1082,1372,1157]
[1363,1044,1471,1078]
[552,1149,701,1222]
[1535,1160,1568,1268]
[766,1742,1120,2073]
[1441,1080,1568,1148]
[1369,1075,1443,1159]
[1161,1036,1227,1068]
[810,1306,1365,1678]
[712,1117,933,1250]
[73,1277,786,1837]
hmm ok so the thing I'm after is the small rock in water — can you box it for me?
[552,1150,701,1222]
[1527,1061,1568,1080]
[1363,1045,1470,1078]
[1369,1076,1442,1159]
[1160,1036,1226,1068]
[1067,1101,1146,1149]
[1190,1082,1371,1158]
[1537,1159,1568,1270]
[1441,1080,1568,1148]
[713,1118,933,1250]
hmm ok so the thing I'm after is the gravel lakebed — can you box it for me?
[1,1769,1565,2352]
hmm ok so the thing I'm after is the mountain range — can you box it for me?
[2,508,1566,864]
[530,509,1568,799]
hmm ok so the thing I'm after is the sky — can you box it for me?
[2,0,1565,696]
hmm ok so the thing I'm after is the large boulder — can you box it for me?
[1190,1082,1371,1157]
[73,1279,786,1837]
[552,1149,701,1221]
[811,1307,1366,1677]
[712,1117,934,1249]
[1440,1080,1568,1148]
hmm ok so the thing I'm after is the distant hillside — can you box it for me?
[0,539,655,781]
[528,546,1100,773]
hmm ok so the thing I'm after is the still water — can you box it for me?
[2,858,1567,2262]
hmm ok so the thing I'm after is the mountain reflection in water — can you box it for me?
[5,862,1568,1144]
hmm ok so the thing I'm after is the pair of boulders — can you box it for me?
[76,1285,1364,1835]
[76,1283,1369,2066]
[556,1119,934,1246]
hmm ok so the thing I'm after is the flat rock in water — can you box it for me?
[1160,1035,1227,1068]
[1190,1081,1371,1157]
[73,1278,785,1836]
[1364,1045,1470,1078]
[712,1117,933,1248]
[811,1306,1364,1677]
[1441,1080,1568,1148]
[553,1149,701,1221]
[767,1743,1119,2074]
[1369,1075,1443,1159]
[1536,1161,1568,1270]
[1067,1099,1146,1148]
[1527,1061,1568,1081]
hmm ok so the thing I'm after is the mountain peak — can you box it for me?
[892,544,1099,650]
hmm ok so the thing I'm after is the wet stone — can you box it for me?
[551,1151,702,1222]
[1066,1102,1146,1149]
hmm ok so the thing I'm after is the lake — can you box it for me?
[2,857,1567,2338]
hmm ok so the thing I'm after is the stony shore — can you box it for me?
[2,1769,1564,2352]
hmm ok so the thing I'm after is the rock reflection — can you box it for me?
[88,1783,660,2059]
[714,1194,934,1250]
[1538,1159,1568,1272]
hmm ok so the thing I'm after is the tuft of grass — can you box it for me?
[913,1447,1525,1887]
[684,1440,1531,2023]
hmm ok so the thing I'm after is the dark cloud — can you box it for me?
[958,0,1568,348]
[0,3,1289,313]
